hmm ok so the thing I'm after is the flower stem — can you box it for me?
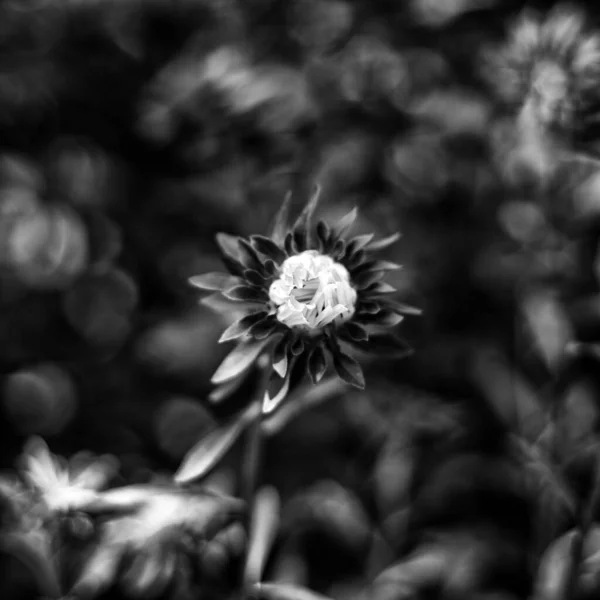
[240,353,272,596]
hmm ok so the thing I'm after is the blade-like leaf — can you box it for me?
[270,191,292,245]
[332,350,365,389]
[251,235,287,265]
[174,404,260,483]
[365,232,401,252]
[223,285,268,302]
[211,338,275,385]
[332,207,358,238]
[189,273,242,292]
[219,312,268,343]
[254,583,334,600]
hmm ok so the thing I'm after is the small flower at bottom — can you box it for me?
[190,186,419,412]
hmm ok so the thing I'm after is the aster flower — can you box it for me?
[190,186,418,413]
[488,4,600,135]
[19,436,118,514]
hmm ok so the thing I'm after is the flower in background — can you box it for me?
[485,4,600,186]
[19,436,118,514]
[190,186,419,413]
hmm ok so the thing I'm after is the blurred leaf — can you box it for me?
[244,485,281,586]
[254,582,334,600]
[211,337,275,385]
[174,403,260,484]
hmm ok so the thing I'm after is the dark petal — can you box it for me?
[347,234,375,255]
[223,286,268,302]
[292,183,321,249]
[353,333,413,358]
[263,260,279,276]
[284,232,297,255]
[251,235,287,264]
[357,301,380,315]
[248,318,279,340]
[244,269,267,287]
[332,207,358,238]
[273,336,289,365]
[332,349,365,389]
[293,229,306,252]
[378,299,422,316]
[354,269,384,289]
[216,233,245,275]
[365,232,401,252]
[219,311,268,343]
[331,239,346,260]
[270,191,292,245]
[290,337,305,356]
[365,281,397,295]
[212,337,278,384]
[316,221,330,250]
[358,310,404,327]
[238,239,266,273]
[345,250,365,270]
[307,344,327,383]
[189,273,242,292]
[343,322,368,341]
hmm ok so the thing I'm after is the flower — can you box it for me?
[19,436,118,514]
[190,186,419,413]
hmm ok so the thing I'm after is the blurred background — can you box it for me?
[3,0,600,598]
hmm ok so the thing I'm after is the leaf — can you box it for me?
[219,312,268,343]
[365,232,401,252]
[332,351,365,389]
[270,191,292,245]
[174,404,260,484]
[254,583,334,600]
[244,486,281,586]
[332,207,358,238]
[189,273,242,292]
[347,233,375,254]
[251,235,287,264]
[263,361,295,415]
[223,285,268,302]
[209,374,249,403]
[211,337,275,385]
[238,239,266,273]
[216,233,245,275]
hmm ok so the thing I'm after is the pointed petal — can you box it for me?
[245,269,268,287]
[370,260,402,271]
[354,270,384,289]
[358,310,404,327]
[332,207,358,237]
[290,337,305,356]
[346,233,375,255]
[219,312,268,343]
[365,282,397,295]
[251,235,287,264]
[263,365,294,415]
[284,232,297,255]
[332,350,365,389]
[365,232,401,252]
[189,273,242,292]
[223,286,268,302]
[378,299,422,316]
[270,191,292,245]
[292,183,321,249]
[307,345,327,383]
[273,353,288,378]
[201,292,262,314]
[316,221,330,250]
[357,301,380,315]
[211,338,275,385]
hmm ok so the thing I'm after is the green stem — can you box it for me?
[240,353,271,596]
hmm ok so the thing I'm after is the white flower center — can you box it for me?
[268,250,357,330]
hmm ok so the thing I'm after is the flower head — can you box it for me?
[19,436,118,514]
[190,186,419,413]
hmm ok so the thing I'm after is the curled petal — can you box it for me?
[307,345,327,383]
[290,337,305,356]
[219,312,268,343]
[189,273,242,292]
[332,350,365,389]
[357,301,380,315]
[244,269,268,287]
[223,286,268,302]
[248,318,279,340]
[251,236,287,264]
[365,232,401,252]
[273,353,288,378]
